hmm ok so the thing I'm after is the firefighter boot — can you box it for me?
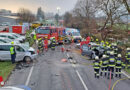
[115,74,118,77]
[111,74,113,79]
[105,72,107,77]
[119,74,121,78]
[100,72,102,76]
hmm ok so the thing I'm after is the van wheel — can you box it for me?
[24,56,31,63]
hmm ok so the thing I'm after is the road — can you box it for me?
[6,44,130,90]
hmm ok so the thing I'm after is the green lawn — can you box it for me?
[0,62,16,81]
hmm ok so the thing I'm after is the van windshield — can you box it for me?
[72,32,80,36]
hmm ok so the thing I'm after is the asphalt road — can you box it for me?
[6,44,130,90]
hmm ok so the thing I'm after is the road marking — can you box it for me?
[112,77,128,90]
[66,52,88,90]
[121,71,130,78]
[25,64,34,86]
[76,70,88,90]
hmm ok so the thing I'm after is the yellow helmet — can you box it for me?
[11,41,14,45]
[101,40,104,43]
[106,41,109,45]
[96,39,98,41]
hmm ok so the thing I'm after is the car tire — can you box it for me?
[24,56,31,63]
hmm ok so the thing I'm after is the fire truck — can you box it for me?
[35,26,65,44]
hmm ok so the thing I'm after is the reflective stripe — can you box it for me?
[109,65,115,67]
[94,67,100,69]
[95,63,99,65]
[110,58,115,62]
[10,47,14,54]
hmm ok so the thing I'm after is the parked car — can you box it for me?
[11,33,26,42]
[0,33,23,43]
[0,43,37,62]
[0,37,12,43]
[80,43,105,59]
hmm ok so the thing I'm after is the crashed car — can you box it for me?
[0,43,37,62]
[80,43,105,59]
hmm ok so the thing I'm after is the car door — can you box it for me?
[15,45,25,61]
[82,45,90,55]
[0,45,11,61]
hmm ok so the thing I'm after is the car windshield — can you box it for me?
[8,35,15,39]
[36,29,50,34]
[0,39,7,43]
[12,34,18,38]
[72,32,80,36]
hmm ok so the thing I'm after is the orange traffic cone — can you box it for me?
[0,76,4,87]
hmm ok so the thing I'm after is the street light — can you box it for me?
[57,7,61,14]
[56,7,61,26]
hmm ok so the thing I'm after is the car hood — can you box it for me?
[73,36,82,39]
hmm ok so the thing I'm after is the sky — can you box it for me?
[0,0,78,14]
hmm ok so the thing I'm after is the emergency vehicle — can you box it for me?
[35,26,65,44]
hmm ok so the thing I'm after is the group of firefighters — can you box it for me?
[93,39,130,79]
[36,36,56,54]
[10,33,130,80]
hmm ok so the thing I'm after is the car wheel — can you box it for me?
[24,56,31,63]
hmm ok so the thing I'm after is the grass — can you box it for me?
[0,61,16,81]
[125,68,130,74]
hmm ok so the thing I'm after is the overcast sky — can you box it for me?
[0,0,78,14]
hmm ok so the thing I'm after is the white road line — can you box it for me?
[121,71,130,78]
[25,65,34,86]
[76,70,88,90]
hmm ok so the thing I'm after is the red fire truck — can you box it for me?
[35,26,65,44]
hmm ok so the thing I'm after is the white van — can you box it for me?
[0,43,37,62]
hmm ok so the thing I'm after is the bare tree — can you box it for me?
[17,8,36,23]
[64,12,72,26]
[94,0,128,40]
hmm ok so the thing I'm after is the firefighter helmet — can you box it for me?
[103,55,106,58]
[95,56,99,60]
[118,54,121,57]
[127,48,130,50]
[11,41,14,45]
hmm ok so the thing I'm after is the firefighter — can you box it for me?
[44,37,48,51]
[51,37,56,50]
[100,40,104,46]
[96,39,99,45]
[38,38,43,54]
[106,46,111,57]
[93,56,100,78]
[125,48,130,69]
[113,43,118,57]
[100,55,108,77]
[10,42,16,64]
[33,33,37,44]
[108,51,116,79]
[115,54,125,78]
